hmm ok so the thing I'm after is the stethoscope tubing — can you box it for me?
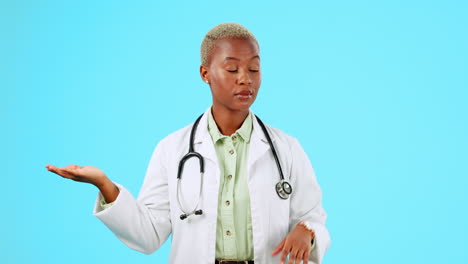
[177,112,292,220]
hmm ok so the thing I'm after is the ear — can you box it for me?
[200,65,210,84]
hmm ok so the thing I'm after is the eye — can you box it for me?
[226,69,238,73]
[249,65,260,72]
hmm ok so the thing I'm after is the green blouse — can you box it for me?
[207,109,254,261]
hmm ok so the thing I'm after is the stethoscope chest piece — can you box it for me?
[276,180,292,200]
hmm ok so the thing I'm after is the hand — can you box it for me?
[46,164,119,203]
[271,223,315,264]
[45,164,107,187]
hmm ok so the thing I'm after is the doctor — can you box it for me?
[46,23,330,264]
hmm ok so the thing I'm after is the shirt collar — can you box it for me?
[207,108,253,143]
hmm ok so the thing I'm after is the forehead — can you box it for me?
[209,37,259,61]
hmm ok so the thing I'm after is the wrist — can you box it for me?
[94,176,111,190]
[298,221,315,240]
[96,178,119,204]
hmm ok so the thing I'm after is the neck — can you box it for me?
[211,105,249,136]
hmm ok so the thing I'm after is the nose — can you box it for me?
[237,69,252,86]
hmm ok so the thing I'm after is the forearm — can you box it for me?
[96,178,120,203]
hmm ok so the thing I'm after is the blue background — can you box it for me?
[2,0,467,263]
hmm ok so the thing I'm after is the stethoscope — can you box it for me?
[177,113,292,220]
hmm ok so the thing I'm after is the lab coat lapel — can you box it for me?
[248,112,271,177]
[192,108,218,166]
[192,108,272,179]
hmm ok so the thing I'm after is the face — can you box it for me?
[200,37,261,114]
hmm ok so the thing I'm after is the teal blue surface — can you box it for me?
[3,0,467,263]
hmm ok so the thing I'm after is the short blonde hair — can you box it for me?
[200,22,259,66]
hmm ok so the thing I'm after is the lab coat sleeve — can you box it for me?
[97,190,116,209]
[288,137,331,264]
[93,140,172,254]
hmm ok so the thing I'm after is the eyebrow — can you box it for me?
[224,55,260,62]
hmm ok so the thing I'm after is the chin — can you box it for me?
[231,102,254,112]
[214,98,256,113]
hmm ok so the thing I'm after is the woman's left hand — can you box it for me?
[271,223,315,264]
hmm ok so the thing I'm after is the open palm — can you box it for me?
[46,164,106,186]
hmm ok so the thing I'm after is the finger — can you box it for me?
[65,165,81,174]
[46,165,62,175]
[287,248,299,264]
[272,238,286,256]
[46,165,77,181]
[56,168,76,178]
[66,164,83,170]
[295,249,305,264]
[297,248,306,264]
[303,250,310,264]
[45,164,57,171]
[47,165,68,174]
[49,166,75,178]
[280,245,290,264]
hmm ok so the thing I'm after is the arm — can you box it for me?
[93,141,172,254]
[96,178,120,204]
[272,137,331,264]
[288,137,330,263]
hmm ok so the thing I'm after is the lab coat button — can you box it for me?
[225,200,230,206]
[229,149,234,155]
[226,231,231,236]
[227,175,232,180]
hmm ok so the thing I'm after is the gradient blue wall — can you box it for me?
[2,0,467,263]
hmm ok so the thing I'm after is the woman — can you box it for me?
[46,22,330,264]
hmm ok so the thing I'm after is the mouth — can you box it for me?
[235,90,253,100]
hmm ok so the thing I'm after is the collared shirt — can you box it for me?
[207,109,254,261]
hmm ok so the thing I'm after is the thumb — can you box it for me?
[271,237,286,256]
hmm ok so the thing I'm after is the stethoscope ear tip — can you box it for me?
[180,210,203,220]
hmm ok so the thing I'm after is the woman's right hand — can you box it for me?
[45,164,107,187]
[46,164,120,203]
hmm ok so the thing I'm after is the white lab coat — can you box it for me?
[93,108,331,264]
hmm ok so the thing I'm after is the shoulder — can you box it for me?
[157,123,192,149]
[258,121,312,167]
[157,110,209,148]
[147,122,193,161]
[261,122,300,150]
